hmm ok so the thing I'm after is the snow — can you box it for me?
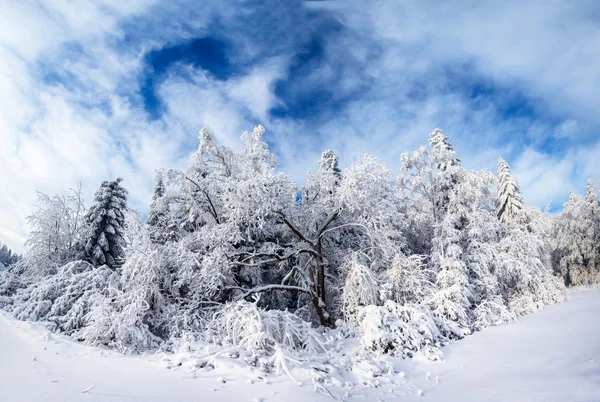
[0,309,330,401]
[407,288,600,401]
[2,289,599,401]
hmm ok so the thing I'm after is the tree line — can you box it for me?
[0,126,597,361]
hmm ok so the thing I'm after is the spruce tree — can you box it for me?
[84,178,128,268]
[496,157,524,222]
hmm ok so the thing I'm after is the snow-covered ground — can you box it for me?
[2,289,599,402]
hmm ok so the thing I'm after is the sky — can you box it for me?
[1,0,600,252]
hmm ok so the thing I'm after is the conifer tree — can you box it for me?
[496,157,524,222]
[84,178,128,269]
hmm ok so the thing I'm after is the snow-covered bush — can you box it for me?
[341,253,380,321]
[358,301,442,359]
[383,254,433,305]
[0,270,25,310]
[77,211,167,353]
[207,300,327,356]
[12,261,119,333]
[473,300,517,330]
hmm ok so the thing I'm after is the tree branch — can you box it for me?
[185,176,220,224]
[277,212,314,246]
[234,284,313,300]
[315,208,342,240]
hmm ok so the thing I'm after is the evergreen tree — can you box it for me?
[84,178,128,269]
[496,157,524,222]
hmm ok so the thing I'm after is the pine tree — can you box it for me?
[496,157,524,222]
[84,178,128,269]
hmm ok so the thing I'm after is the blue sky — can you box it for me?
[1,0,600,251]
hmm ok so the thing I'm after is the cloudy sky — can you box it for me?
[1,0,599,252]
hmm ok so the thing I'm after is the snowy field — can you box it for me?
[1,289,599,402]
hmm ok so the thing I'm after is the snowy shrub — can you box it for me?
[0,270,25,310]
[473,300,517,330]
[341,253,380,321]
[207,300,327,356]
[358,301,442,359]
[76,288,163,354]
[12,261,119,333]
[498,225,568,315]
[77,212,168,353]
[383,254,434,305]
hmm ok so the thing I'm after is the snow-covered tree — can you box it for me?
[584,180,600,277]
[553,183,600,286]
[1,124,575,368]
[15,185,87,277]
[496,157,524,222]
[428,128,460,172]
[0,243,22,268]
[84,178,128,269]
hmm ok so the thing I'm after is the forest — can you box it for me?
[0,126,598,375]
